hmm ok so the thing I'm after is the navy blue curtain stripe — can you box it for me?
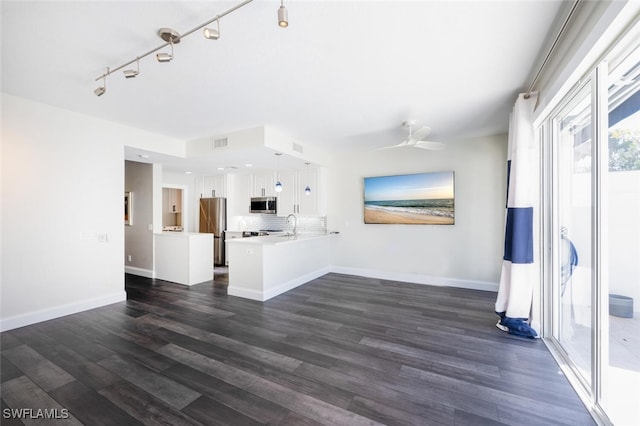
[503,207,534,263]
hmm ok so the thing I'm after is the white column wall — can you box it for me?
[0,94,183,331]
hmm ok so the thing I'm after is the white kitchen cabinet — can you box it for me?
[276,167,326,216]
[197,175,227,198]
[250,172,276,197]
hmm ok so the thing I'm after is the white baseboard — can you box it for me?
[227,266,332,302]
[227,287,264,301]
[125,266,153,278]
[263,266,332,300]
[0,291,127,332]
[330,266,499,292]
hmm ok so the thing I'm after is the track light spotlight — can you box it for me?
[94,69,107,96]
[123,59,140,78]
[203,18,220,40]
[278,0,288,28]
[156,28,180,62]
[156,52,172,62]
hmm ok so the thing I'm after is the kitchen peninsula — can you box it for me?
[226,233,336,301]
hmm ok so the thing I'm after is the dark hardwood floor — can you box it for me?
[1,272,594,425]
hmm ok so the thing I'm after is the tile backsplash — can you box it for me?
[231,215,327,234]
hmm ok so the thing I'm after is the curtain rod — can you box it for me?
[94,0,254,82]
[524,0,581,99]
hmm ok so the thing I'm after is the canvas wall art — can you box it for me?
[363,171,455,224]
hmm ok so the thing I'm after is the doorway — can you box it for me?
[162,185,188,232]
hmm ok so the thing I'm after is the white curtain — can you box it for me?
[495,92,538,338]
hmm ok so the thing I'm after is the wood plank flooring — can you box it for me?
[1,272,594,425]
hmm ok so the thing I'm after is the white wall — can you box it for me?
[0,94,182,331]
[328,134,508,291]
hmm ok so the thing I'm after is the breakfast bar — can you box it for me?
[226,233,336,301]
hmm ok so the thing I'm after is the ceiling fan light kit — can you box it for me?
[94,0,288,97]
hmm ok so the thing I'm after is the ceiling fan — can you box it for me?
[376,120,445,151]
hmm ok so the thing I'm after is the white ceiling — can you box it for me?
[1,0,565,174]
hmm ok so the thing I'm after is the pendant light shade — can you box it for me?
[278,1,288,28]
[275,181,283,192]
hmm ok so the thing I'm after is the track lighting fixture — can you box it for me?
[156,28,179,62]
[93,0,289,96]
[94,69,107,96]
[203,18,220,40]
[123,59,139,78]
[278,0,288,28]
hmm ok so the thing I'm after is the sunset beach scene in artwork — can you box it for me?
[363,171,455,224]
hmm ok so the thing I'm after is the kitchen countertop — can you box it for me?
[155,232,213,237]
[226,232,339,245]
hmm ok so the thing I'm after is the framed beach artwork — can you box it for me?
[363,171,455,225]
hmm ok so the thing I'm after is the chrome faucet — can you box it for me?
[286,213,298,236]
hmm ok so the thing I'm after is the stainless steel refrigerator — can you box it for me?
[199,197,226,266]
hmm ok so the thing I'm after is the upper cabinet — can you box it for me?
[250,172,276,198]
[276,167,326,216]
[196,175,227,198]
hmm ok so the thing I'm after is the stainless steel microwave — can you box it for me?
[250,196,277,214]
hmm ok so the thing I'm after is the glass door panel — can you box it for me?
[555,83,593,387]
[602,51,640,426]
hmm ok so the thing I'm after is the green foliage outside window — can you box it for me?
[609,128,640,171]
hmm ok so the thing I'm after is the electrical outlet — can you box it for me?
[98,232,108,243]
[127,255,132,262]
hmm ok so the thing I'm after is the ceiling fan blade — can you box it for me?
[411,126,431,141]
[373,140,410,151]
[414,141,445,150]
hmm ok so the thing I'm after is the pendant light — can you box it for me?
[304,162,311,195]
[275,153,283,193]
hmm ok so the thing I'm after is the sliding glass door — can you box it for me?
[601,46,640,425]
[545,34,640,425]
[552,82,594,389]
